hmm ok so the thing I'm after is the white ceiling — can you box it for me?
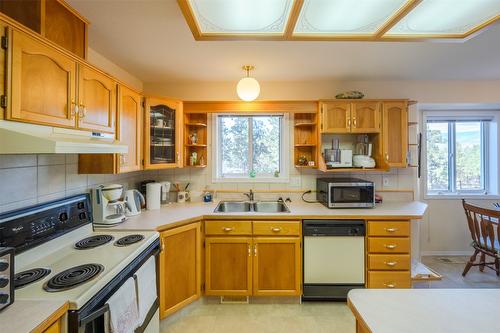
[67,0,500,83]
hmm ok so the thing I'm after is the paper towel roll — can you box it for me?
[146,183,161,210]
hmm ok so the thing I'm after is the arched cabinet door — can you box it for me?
[10,29,77,128]
[77,64,116,134]
[116,85,142,173]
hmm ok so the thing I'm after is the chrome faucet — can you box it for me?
[244,189,255,202]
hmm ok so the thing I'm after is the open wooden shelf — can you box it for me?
[184,113,208,167]
[185,122,207,127]
[294,113,318,169]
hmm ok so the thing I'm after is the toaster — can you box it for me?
[0,247,14,311]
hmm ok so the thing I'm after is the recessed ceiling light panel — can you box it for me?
[188,0,293,34]
[387,0,500,36]
[294,0,409,35]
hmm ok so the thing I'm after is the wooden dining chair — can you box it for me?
[462,200,500,277]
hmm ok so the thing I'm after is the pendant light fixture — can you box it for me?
[236,65,260,102]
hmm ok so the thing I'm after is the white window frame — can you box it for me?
[422,110,500,199]
[212,113,290,183]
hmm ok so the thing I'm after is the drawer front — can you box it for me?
[368,237,410,253]
[367,254,410,271]
[367,221,410,237]
[205,221,252,236]
[367,271,411,289]
[253,221,301,236]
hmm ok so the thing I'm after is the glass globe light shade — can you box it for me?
[236,77,260,101]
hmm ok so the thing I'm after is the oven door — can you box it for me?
[329,183,374,208]
[70,239,160,333]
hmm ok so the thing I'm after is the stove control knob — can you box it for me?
[78,212,87,220]
[0,293,9,304]
[0,260,8,271]
[0,277,8,288]
[77,202,85,209]
[59,212,68,222]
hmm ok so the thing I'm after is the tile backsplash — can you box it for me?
[0,152,417,214]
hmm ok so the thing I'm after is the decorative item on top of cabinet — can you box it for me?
[382,101,408,168]
[0,0,88,58]
[77,64,116,134]
[78,84,142,174]
[144,97,183,169]
[9,28,78,127]
[184,112,207,167]
[294,112,317,168]
[159,223,202,319]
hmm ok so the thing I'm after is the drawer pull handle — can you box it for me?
[384,244,397,249]
[271,227,282,232]
[385,228,398,233]
[384,283,396,288]
[385,261,398,267]
[222,227,234,232]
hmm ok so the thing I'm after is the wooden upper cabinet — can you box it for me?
[117,85,142,173]
[10,29,77,127]
[44,0,88,58]
[205,237,253,296]
[144,97,183,169]
[351,101,381,133]
[0,0,88,58]
[77,64,116,133]
[321,101,350,133]
[382,101,408,167]
[159,223,201,319]
[253,237,301,296]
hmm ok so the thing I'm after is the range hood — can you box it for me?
[0,120,128,154]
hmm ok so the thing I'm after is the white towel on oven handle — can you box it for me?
[134,256,157,325]
[106,277,139,333]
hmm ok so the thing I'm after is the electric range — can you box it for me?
[0,194,160,332]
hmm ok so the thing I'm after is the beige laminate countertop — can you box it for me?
[110,201,427,232]
[0,300,68,333]
[347,289,500,333]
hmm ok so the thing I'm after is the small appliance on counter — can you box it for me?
[0,247,14,311]
[91,184,127,226]
[124,189,145,216]
[159,181,171,204]
[317,178,375,208]
[146,183,162,210]
[324,138,352,168]
[353,135,376,168]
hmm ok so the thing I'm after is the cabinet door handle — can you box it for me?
[385,153,389,161]
[384,244,397,249]
[79,104,86,118]
[347,118,351,127]
[70,101,77,119]
[248,244,251,256]
[384,261,398,267]
[384,228,398,233]
[353,117,357,128]
[254,244,258,256]
[271,227,282,233]
[384,282,396,288]
[161,242,165,252]
[222,227,234,232]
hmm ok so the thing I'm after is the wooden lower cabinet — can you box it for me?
[366,220,411,289]
[204,220,302,297]
[205,236,253,296]
[159,223,201,319]
[253,237,301,296]
[43,319,61,333]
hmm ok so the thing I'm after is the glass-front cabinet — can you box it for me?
[144,97,183,169]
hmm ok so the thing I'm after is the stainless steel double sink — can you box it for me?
[214,201,290,213]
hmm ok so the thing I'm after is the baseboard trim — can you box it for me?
[421,251,471,256]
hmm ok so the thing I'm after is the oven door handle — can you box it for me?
[79,304,110,327]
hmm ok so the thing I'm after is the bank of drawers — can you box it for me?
[366,220,411,289]
[205,220,301,236]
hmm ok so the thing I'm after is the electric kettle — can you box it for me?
[124,189,145,216]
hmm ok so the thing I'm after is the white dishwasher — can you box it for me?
[302,220,365,301]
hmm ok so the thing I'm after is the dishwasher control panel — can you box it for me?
[303,219,365,237]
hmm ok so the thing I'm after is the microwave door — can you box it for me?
[329,186,373,207]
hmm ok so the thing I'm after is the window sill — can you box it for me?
[424,194,500,200]
[213,177,290,184]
